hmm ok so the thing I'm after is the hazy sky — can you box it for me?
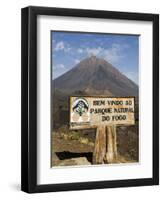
[52,31,139,84]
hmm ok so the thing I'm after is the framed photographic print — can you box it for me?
[21,6,159,193]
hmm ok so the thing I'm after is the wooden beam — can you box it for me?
[92,125,106,164]
[105,125,117,163]
[113,125,118,159]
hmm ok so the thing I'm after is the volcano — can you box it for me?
[53,56,138,96]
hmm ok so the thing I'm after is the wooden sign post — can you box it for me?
[70,96,135,164]
[93,125,117,164]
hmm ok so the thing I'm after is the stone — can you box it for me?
[58,157,91,166]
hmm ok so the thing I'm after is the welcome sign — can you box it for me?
[70,96,135,129]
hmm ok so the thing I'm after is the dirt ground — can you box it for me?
[51,125,138,167]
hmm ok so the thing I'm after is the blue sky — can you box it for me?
[52,31,139,84]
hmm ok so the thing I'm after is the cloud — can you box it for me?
[74,59,80,64]
[77,48,84,54]
[86,47,102,56]
[53,40,129,65]
[55,64,65,69]
[83,43,129,64]
[54,41,71,52]
[101,44,123,63]
[55,41,64,51]
[53,63,66,79]
[124,71,138,84]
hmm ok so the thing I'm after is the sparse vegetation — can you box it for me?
[57,127,94,146]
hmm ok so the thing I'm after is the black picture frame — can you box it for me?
[21,6,159,193]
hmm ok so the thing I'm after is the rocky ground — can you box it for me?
[51,125,138,167]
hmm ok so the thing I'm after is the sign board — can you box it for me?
[70,96,135,129]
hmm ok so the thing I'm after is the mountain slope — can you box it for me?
[53,56,138,96]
